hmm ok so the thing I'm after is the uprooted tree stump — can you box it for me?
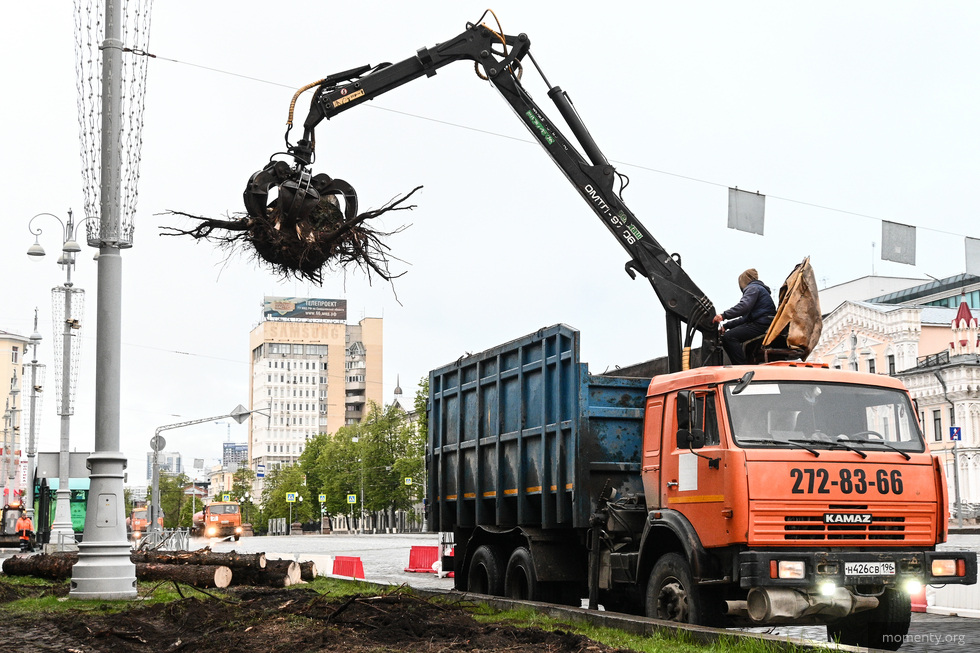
[160,186,422,285]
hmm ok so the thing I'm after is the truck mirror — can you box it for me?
[676,390,692,430]
[677,428,706,450]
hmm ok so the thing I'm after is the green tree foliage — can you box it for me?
[232,465,257,523]
[259,463,313,523]
[158,473,192,529]
[298,400,424,518]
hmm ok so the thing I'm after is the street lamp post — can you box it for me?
[23,312,45,520]
[27,210,88,549]
[2,375,21,506]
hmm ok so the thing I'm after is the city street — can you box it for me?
[207,531,979,652]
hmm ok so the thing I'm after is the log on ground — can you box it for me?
[299,560,318,581]
[231,559,301,588]
[2,552,78,580]
[136,563,232,589]
[131,549,266,570]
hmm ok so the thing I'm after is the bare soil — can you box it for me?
[0,582,631,652]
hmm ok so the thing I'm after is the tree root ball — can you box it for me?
[160,186,422,285]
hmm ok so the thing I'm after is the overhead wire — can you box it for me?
[131,44,972,242]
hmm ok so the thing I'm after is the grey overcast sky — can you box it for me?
[2,1,978,482]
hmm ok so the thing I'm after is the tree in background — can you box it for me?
[259,464,313,523]
[158,472,192,529]
[231,465,256,523]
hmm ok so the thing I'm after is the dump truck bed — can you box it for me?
[427,324,648,532]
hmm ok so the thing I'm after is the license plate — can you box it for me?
[844,561,896,576]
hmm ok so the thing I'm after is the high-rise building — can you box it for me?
[222,442,248,471]
[145,451,183,482]
[248,297,382,494]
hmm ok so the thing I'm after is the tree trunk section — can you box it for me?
[2,552,77,580]
[299,560,317,581]
[131,549,266,570]
[231,560,301,588]
[136,563,232,589]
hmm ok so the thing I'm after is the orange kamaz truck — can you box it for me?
[240,16,977,650]
[427,325,977,650]
[193,501,243,540]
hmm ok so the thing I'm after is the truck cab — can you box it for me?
[195,501,243,540]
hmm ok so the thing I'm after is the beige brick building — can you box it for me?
[247,301,382,496]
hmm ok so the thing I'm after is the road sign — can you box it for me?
[347,494,357,504]
[222,494,230,502]
[318,494,326,502]
[149,435,166,452]
[950,426,962,441]
[257,464,265,479]
[404,477,413,485]
[286,492,297,503]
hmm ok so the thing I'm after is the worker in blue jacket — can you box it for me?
[712,268,776,365]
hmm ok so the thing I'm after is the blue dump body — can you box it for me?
[427,324,649,533]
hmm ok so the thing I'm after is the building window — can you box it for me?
[887,355,896,375]
[849,361,858,371]
[11,346,18,363]
[867,358,876,374]
[933,410,942,442]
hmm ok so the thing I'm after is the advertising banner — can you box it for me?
[264,297,347,320]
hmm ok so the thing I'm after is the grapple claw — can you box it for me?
[244,160,359,226]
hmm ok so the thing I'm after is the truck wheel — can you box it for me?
[504,547,539,601]
[827,588,910,651]
[467,545,505,596]
[646,553,705,624]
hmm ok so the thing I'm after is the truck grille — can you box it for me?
[783,515,905,540]
[749,503,936,545]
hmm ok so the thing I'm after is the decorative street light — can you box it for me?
[27,210,91,549]
[23,312,45,520]
[2,375,21,507]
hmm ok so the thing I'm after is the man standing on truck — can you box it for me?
[712,268,776,364]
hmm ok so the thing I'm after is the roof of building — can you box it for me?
[954,301,976,327]
[839,300,979,326]
[867,273,980,305]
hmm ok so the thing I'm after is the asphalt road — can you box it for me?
[208,532,979,652]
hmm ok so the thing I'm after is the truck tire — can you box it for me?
[468,544,506,596]
[504,547,540,601]
[826,588,910,651]
[646,553,707,625]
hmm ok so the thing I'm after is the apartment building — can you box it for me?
[248,297,382,495]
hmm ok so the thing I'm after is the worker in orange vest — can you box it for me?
[15,512,34,553]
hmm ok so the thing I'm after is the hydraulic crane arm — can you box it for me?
[245,19,720,371]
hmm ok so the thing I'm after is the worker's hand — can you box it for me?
[718,325,725,334]
[712,314,723,325]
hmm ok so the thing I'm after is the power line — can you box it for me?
[147,52,974,241]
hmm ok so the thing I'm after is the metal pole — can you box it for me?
[1,400,9,506]
[49,263,77,546]
[70,0,137,598]
[25,314,42,520]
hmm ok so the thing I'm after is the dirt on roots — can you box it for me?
[1,584,632,653]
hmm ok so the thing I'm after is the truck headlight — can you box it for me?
[235,526,243,533]
[904,579,923,594]
[932,559,965,577]
[774,560,806,579]
[207,527,217,536]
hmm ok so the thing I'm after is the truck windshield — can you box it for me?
[210,505,239,514]
[725,381,925,453]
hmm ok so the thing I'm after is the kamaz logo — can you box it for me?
[824,513,872,524]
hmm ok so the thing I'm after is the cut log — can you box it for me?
[136,563,232,589]
[2,552,77,580]
[131,550,266,570]
[231,559,301,588]
[299,560,318,581]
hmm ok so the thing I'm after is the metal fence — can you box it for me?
[135,528,190,552]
